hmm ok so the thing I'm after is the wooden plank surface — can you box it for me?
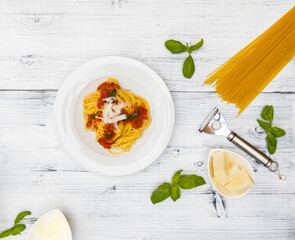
[0,0,294,91]
[0,91,294,239]
[0,0,294,239]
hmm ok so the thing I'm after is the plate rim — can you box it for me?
[54,55,175,176]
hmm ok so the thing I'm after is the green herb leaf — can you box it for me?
[269,127,286,138]
[178,175,206,189]
[124,112,138,121]
[171,185,181,202]
[189,39,204,52]
[258,106,286,154]
[261,105,274,122]
[104,132,114,139]
[165,40,187,53]
[91,114,96,119]
[257,119,271,130]
[109,88,116,97]
[151,183,171,204]
[0,211,30,238]
[185,42,191,53]
[267,132,277,154]
[14,211,31,225]
[0,230,11,238]
[172,170,183,186]
[10,225,26,236]
[183,55,195,79]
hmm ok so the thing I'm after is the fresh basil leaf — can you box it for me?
[172,170,183,186]
[189,39,204,52]
[14,211,31,225]
[270,127,286,138]
[171,185,181,202]
[104,132,114,139]
[109,88,116,97]
[257,119,271,130]
[183,55,195,79]
[124,112,138,121]
[0,230,11,238]
[267,132,277,154]
[178,175,206,189]
[165,40,187,53]
[151,183,171,204]
[261,105,274,122]
[10,224,26,236]
[91,114,96,119]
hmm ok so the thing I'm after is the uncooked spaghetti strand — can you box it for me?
[203,7,295,115]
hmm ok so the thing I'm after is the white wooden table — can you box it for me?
[0,1,294,239]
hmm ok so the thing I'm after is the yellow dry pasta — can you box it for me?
[203,7,295,116]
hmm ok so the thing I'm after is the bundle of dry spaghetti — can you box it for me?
[203,7,295,116]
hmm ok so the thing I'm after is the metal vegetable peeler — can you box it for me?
[199,108,286,180]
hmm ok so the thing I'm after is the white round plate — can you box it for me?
[54,56,174,176]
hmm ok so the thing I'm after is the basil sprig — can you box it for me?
[14,211,31,225]
[165,40,187,53]
[0,211,31,238]
[151,183,172,204]
[257,105,286,154]
[109,88,116,97]
[124,112,138,121]
[171,170,182,201]
[104,131,114,139]
[10,225,26,236]
[183,55,195,79]
[178,175,206,189]
[165,39,203,79]
[151,170,206,204]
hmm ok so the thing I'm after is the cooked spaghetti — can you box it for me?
[83,78,151,154]
[203,7,295,116]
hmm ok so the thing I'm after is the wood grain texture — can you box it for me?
[0,0,294,239]
[0,91,294,239]
[0,0,294,91]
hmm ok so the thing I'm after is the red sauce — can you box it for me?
[96,81,121,108]
[86,111,103,129]
[86,115,94,129]
[98,124,116,149]
[97,89,110,108]
[131,106,148,129]
[97,81,120,91]
[121,108,128,115]
[123,105,148,129]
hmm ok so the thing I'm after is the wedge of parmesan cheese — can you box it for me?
[27,209,72,240]
[213,164,240,186]
[224,168,255,192]
[212,151,231,186]
[229,165,240,179]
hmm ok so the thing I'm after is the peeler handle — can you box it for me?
[227,131,273,168]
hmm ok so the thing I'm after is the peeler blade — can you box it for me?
[198,108,231,137]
